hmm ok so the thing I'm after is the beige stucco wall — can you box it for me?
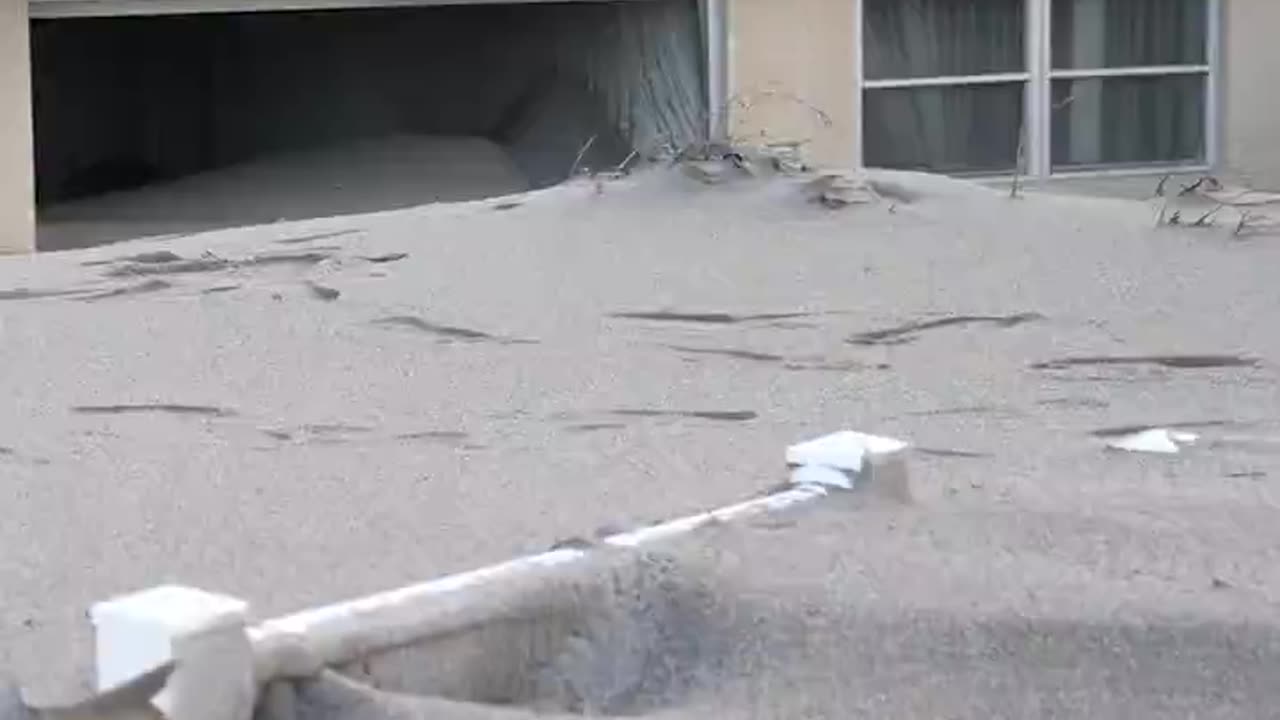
[725,0,857,169]
[1222,0,1280,189]
[1,0,35,254]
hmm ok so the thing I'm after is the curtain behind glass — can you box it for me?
[1051,0,1207,168]
[863,0,1025,173]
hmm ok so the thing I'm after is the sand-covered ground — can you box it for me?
[3,165,1280,715]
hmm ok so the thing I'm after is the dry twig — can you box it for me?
[568,135,597,178]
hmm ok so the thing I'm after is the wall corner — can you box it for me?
[1,0,35,255]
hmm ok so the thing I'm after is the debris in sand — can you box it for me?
[359,253,408,264]
[610,310,810,325]
[789,464,856,490]
[1104,428,1199,455]
[1090,420,1240,438]
[395,430,469,443]
[565,423,628,433]
[306,282,341,301]
[79,279,174,302]
[103,254,232,277]
[103,251,331,278]
[682,159,736,185]
[916,447,991,459]
[755,143,808,175]
[1031,354,1260,371]
[786,431,912,502]
[610,409,758,423]
[1193,176,1280,207]
[275,229,362,246]
[83,250,184,266]
[0,287,94,302]
[263,423,375,445]
[848,313,1043,346]
[666,345,786,363]
[1234,211,1280,238]
[72,403,236,418]
[805,171,878,208]
[370,315,535,345]
[548,536,597,551]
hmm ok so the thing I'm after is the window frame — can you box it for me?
[856,0,1221,179]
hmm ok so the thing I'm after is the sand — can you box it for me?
[2,164,1280,714]
[36,135,531,252]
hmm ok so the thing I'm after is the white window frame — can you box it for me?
[855,0,1221,179]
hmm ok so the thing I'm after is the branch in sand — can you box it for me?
[568,134,598,178]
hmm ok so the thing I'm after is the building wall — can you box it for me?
[1,0,35,254]
[1222,0,1280,188]
[725,0,857,169]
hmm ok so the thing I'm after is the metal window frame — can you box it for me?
[855,0,1221,179]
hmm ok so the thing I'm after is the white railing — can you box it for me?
[86,431,909,720]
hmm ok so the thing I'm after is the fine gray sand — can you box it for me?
[3,165,1279,715]
[36,135,531,252]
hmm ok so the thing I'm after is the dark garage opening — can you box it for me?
[30,0,708,250]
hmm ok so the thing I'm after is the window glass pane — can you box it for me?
[1051,0,1207,69]
[864,0,1025,80]
[864,83,1024,174]
[1051,75,1205,169]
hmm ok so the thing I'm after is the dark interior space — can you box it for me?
[30,0,707,248]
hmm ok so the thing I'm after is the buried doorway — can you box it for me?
[30,0,709,251]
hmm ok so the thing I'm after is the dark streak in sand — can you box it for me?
[0,287,92,301]
[917,447,992,459]
[1090,420,1242,438]
[610,409,758,422]
[667,345,786,363]
[397,431,470,442]
[307,282,341,301]
[611,310,812,325]
[275,229,361,245]
[567,423,628,433]
[79,279,174,301]
[848,312,1044,346]
[1031,354,1261,371]
[360,253,409,264]
[73,404,236,418]
[372,315,536,345]
[83,250,184,267]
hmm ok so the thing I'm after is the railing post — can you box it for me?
[90,585,256,720]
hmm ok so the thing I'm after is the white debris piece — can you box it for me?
[789,464,855,490]
[787,431,913,502]
[787,431,909,471]
[1106,428,1199,455]
[92,585,255,720]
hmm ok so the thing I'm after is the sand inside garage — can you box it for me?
[29,0,708,250]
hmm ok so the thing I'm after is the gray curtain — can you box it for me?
[1051,0,1206,168]
[863,0,1025,174]
[539,0,708,157]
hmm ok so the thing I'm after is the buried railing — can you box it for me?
[86,432,910,720]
